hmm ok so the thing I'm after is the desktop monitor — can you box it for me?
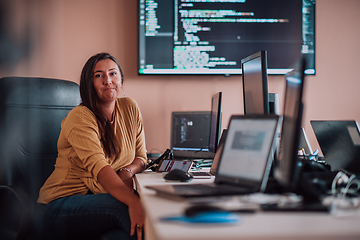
[170,111,214,159]
[209,92,222,154]
[242,51,269,115]
[274,58,306,192]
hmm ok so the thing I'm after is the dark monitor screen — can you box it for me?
[274,58,306,191]
[138,0,315,75]
[242,51,269,114]
[310,120,360,174]
[209,92,222,153]
[170,111,214,159]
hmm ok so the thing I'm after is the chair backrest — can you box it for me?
[0,77,80,234]
[0,77,81,239]
[0,76,81,203]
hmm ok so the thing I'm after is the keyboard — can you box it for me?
[190,171,212,178]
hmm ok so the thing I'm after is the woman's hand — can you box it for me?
[97,165,145,239]
[128,196,145,240]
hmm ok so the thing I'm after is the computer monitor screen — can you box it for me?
[242,51,269,114]
[138,0,315,75]
[171,111,214,159]
[311,120,360,174]
[209,92,222,153]
[274,58,306,192]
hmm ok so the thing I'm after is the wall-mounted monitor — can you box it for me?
[138,0,315,75]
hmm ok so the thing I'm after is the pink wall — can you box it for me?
[2,0,360,155]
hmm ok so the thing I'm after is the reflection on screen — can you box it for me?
[231,131,265,151]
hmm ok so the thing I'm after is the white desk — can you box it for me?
[135,171,360,240]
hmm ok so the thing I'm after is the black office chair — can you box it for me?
[0,77,81,240]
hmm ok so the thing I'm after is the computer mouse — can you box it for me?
[163,169,193,182]
[184,204,225,217]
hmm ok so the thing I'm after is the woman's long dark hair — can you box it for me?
[80,52,124,159]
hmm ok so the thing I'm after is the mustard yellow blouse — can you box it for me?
[38,97,147,204]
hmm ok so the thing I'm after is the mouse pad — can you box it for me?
[161,212,240,224]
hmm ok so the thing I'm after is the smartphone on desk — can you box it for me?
[157,159,193,172]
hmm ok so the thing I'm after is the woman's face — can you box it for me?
[93,59,122,105]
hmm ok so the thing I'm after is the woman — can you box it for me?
[34,52,147,240]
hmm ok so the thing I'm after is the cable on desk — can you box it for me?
[327,171,360,217]
[342,175,360,198]
[191,159,213,170]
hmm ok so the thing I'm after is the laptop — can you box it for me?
[311,120,360,174]
[146,114,280,200]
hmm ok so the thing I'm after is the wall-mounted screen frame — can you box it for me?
[138,0,315,76]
